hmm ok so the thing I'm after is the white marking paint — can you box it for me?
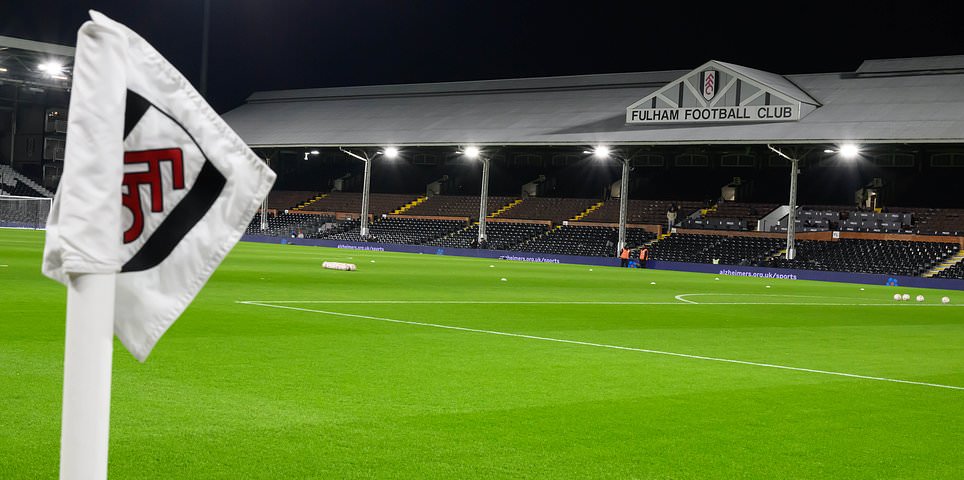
[237,298,963,307]
[238,301,964,391]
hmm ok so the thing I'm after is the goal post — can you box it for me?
[0,195,53,229]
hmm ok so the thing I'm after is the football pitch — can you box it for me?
[1,227,962,479]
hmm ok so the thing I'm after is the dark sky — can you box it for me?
[2,1,961,113]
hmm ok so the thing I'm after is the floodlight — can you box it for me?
[0,67,7,73]
[839,144,859,159]
[38,61,64,76]
[593,146,611,158]
[383,147,399,159]
[464,146,480,159]
[310,150,320,155]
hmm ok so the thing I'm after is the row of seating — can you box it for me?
[403,195,516,218]
[495,197,600,223]
[427,222,550,251]
[323,217,467,244]
[300,191,420,216]
[648,234,784,265]
[579,199,704,225]
[934,259,964,280]
[512,225,657,257]
[764,239,959,277]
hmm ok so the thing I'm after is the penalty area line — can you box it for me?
[239,301,963,391]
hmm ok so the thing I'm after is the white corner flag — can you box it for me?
[41,10,276,479]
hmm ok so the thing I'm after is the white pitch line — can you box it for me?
[240,300,686,305]
[238,301,964,391]
[237,299,961,307]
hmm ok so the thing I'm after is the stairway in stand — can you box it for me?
[292,193,327,211]
[569,201,604,221]
[924,250,964,277]
[488,198,522,218]
[391,196,427,215]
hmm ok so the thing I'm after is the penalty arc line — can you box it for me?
[238,301,963,391]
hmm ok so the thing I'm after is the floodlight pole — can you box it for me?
[477,156,491,245]
[616,156,630,255]
[8,87,18,167]
[341,147,373,240]
[260,195,268,231]
[769,145,798,260]
[199,0,211,99]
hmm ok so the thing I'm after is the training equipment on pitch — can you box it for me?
[916,295,925,302]
[901,294,910,301]
[943,296,951,304]
[893,293,901,301]
[322,261,356,271]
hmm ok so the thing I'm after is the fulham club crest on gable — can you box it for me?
[701,70,718,101]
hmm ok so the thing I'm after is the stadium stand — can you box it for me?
[512,225,657,257]
[767,205,964,235]
[681,201,778,231]
[495,196,599,224]
[934,258,964,279]
[904,207,964,236]
[765,238,959,276]
[648,233,784,265]
[321,217,467,245]
[237,185,964,281]
[0,165,54,197]
[426,221,550,250]
[402,194,517,218]
[245,212,337,237]
[578,199,703,226]
[301,191,418,216]
[266,190,321,210]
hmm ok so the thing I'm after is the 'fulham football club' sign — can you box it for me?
[626,60,818,125]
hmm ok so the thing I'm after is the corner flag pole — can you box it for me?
[60,272,116,480]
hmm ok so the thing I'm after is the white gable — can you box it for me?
[626,60,820,124]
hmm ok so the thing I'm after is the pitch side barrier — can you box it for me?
[241,235,964,291]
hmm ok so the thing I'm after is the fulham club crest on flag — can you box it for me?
[701,70,718,101]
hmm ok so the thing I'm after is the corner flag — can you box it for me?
[42,10,276,362]
[43,12,275,478]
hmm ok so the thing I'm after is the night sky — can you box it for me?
[2,1,961,113]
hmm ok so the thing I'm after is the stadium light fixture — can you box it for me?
[303,150,320,160]
[463,146,481,159]
[38,61,64,76]
[0,67,7,73]
[839,143,860,159]
[381,147,399,159]
[592,146,611,159]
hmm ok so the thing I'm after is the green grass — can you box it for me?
[1,227,962,479]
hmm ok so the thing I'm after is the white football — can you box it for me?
[942,296,951,304]
[893,293,901,301]
[916,295,925,302]
[902,294,910,301]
